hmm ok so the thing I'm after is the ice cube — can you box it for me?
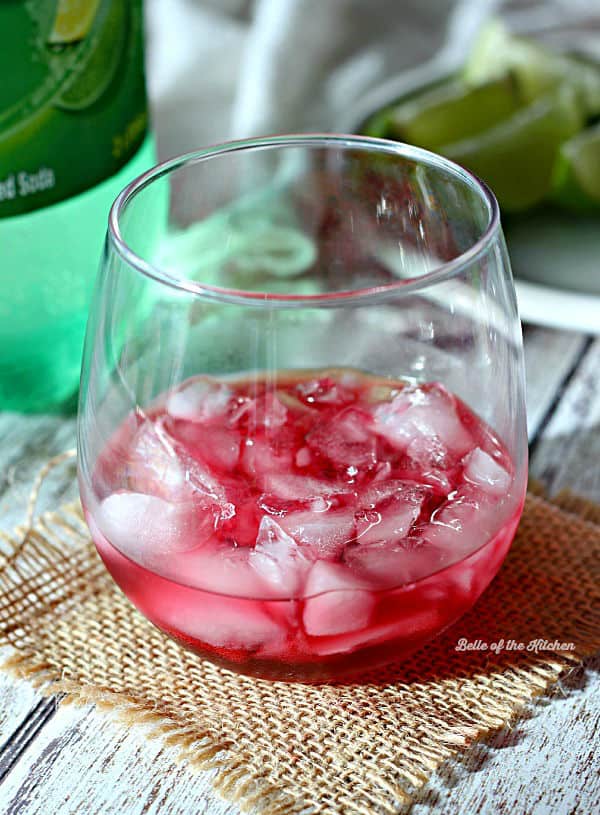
[355,503,420,546]
[308,609,441,656]
[260,473,345,502]
[373,386,473,457]
[126,419,186,500]
[129,418,233,512]
[279,507,356,559]
[306,407,377,469]
[463,448,511,496]
[304,559,370,594]
[406,434,450,469]
[202,428,241,471]
[372,461,392,482]
[173,542,265,597]
[181,450,235,509]
[167,377,231,422]
[295,446,312,468]
[359,479,425,509]
[426,489,494,559]
[230,392,288,430]
[276,390,316,414]
[169,420,241,473]
[228,396,254,426]
[345,539,444,588]
[371,391,412,442]
[392,459,452,497]
[446,561,477,597]
[98,491,210,563]
[447,513,515,601]
[250,517,311,597]
[355,480,424,545]
[165,593,285,651]
[259,393,288,429]
[240,437,294,478]
[302,561,375,636]
[296,375,355,406]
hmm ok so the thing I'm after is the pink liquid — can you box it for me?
[84,370,524,681]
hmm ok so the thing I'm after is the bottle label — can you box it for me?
[0,0,147,218]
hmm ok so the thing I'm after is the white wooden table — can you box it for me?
[0,325,599,815]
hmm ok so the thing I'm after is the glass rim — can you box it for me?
[108,133,501,307]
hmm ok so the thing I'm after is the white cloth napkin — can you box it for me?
[145,0,599,158]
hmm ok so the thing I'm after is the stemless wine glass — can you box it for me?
[78,135,528,682]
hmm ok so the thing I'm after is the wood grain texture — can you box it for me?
[0,414,77,535]
[0,649,42,769]
[522,327,588,442]
[411,657,600,815]
[0,699,58,787]
[0,329,598,814]
[0,415,76,789]
[0,705,238,815]
[530,337,600,500]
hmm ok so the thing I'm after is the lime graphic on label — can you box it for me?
[0,0,146,216]
[47,0,102,45]
[56,0,129,111]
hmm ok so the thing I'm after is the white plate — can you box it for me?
[516,280,600,333]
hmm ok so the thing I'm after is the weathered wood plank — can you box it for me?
[411,656,600,815]
[0,699,58,787]
[0,664,597,815]
[522,326,589,442]
[0,648,42,769]
[530,337,600,500]
[0,415,76,779]
[0,414,77,535]
[0,704,237,815]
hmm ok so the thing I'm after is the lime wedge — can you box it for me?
[464,19,600,117]
[363,108,396,140]
[442,86,584,212]
[57,0,128,111]
[368,75,522,150]
[48,0,102,45]
[552,122,600,210]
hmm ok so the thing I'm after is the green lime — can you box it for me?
[57,0,128,111]
[442,86,584,212]
[367,74,522,150]
[363,108,396,140]
[464,19,600,117]
[552,122,600,210]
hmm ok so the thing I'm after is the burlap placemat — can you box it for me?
[0,490,598,814]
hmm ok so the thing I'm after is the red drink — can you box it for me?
[83,370,524,681]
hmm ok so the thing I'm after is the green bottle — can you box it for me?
[0,0,154,412]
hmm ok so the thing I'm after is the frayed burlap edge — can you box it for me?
[0,644,300,814]
[0,615,591,814]
[0,646,584,814]
[0,482,598,814]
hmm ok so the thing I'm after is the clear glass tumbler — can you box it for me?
[78,135,528,682]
